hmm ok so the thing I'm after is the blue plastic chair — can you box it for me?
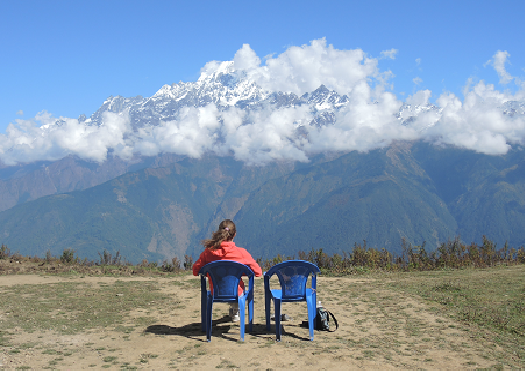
[199,260,255,342]
[264,260,320,341]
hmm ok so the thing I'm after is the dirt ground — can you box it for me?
[0,273,517,370]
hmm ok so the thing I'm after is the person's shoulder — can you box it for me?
[234,244,247,251]
[227,245,250,258]
[235,245,251,255]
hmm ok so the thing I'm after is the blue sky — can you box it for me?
[1,0,524,164]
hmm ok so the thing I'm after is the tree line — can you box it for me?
[2,235,524,275]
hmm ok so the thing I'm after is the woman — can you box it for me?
[192,219,262,320]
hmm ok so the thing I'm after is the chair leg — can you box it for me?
[265,291,271,331]
[239,297,245,342]
[306,294,314,341]
[248,294,254,333]
[206,296,213,342]
[275,298,282,342]
[201,299,206,332]
[200,282,207,332]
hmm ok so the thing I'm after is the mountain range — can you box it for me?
[1,63,524,263]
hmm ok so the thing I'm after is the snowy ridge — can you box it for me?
[86,64,524,131]
[87,66,356,129]
[503,101,525,117]
[396,103,443,125]
[152,61,268,106]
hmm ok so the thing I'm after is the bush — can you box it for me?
[184,255,193,270]
[0,244,10,259]
[98,250,122,266]
[45,250,53,264]
[161,257,181,272]
[60,248,78,264]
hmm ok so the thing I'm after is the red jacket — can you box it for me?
[192,241,263,295]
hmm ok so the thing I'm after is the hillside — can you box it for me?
[1,142,524,263]
[0,155,298,263]
[233,143,457,258]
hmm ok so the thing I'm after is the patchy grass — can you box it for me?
[387,265,525,335]
[387,265,525,364]
[0,280,179,335]
[1,265,524,369]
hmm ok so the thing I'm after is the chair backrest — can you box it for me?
[199,260,254,300]
[265,260,320,301]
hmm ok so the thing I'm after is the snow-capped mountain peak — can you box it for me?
[86,62,525,133]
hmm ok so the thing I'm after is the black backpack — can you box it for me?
[302,306,338,331]
[315,306,338,331]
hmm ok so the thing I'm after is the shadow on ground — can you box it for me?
[145,316,312,342]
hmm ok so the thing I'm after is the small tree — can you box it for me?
[161,257,181,272]
[184,255,193,270]
[0,244,10,259]
[98,250,114,265]
[172,257,181,271]
[45,250,53,264]
[60,248,77,264]
[112,251,121,266]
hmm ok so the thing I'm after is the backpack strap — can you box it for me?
[326,310,338,332]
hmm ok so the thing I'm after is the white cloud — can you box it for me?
[307,87,414,153]
[233,44,261,71]
[220,105,311,165]
[406,90,432,106]
[0,41,524,166]
[16,110,23,116]
[133,105,221,158]
[423,81,525,154]
[380,49,398,60]
[0,111,132,165]
[413,77,423,86]
[244,38,381,97]
[485,50,513,84]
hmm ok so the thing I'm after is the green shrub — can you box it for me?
[161,257,181,272]
[60,248,78,264]
[0,244,10,259]
[98,250,121,265]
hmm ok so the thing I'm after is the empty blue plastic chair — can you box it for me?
[199,260,255,342]
[264,260,320,341]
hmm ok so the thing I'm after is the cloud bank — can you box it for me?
[1,40,524,166]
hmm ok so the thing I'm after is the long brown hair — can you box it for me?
[201,219,236,250]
